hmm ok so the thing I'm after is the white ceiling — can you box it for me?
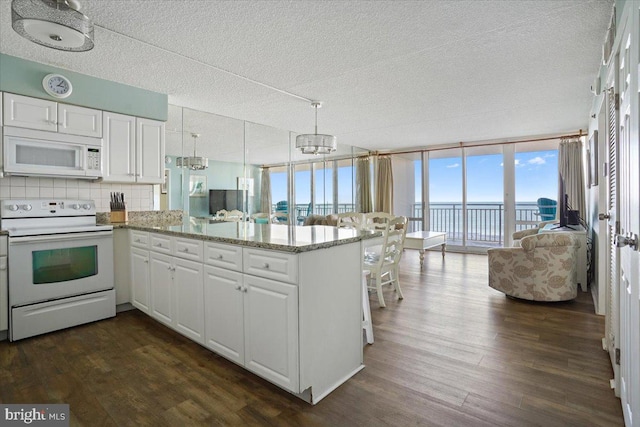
[0,0,613,154]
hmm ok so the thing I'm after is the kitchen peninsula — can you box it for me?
[108,216,375,404]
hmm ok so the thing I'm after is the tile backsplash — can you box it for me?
[0,176,154,212]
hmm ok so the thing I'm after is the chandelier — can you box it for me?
[11,0,94,52]
[177,133,209,170]
[295,101,337,155]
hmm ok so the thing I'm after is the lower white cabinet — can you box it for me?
[243,274,298,392]
[130,247,150,313]
[174,257,204,343]
[204,265,299,392]
[0,236,7,332]
[204,266,244,364]
[148,250,204,343]
[150,252,174,327]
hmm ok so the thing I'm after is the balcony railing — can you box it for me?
[273,202,541,246]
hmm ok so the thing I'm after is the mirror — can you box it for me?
[158,104,370,221]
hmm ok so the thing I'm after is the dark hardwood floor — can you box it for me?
[0,252,623,426]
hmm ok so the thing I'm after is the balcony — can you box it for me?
[274,202,541,247]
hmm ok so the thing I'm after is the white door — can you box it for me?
[130,248,150,314]
[136,118,165,184]
[3,93,57,132]
[173,257,204,344]
[149,252,174,327]
[58,104,102,138]
[203,265,244,364]
[604,77,621,393]
[103,112,136,183]
[617,9,640,424]
[243,275,298,393]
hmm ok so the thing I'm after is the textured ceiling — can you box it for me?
[0,0,613,155]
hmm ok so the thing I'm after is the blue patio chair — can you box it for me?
[536,197,557,221]
[296,203,312,225]
[274,200,288,222]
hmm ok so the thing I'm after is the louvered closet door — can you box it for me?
[605,85,620,393]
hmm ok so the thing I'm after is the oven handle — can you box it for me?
[9,231,113,244]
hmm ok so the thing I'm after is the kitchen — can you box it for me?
[0,38,385,415]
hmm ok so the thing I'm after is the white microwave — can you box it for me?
[2,126,103,179]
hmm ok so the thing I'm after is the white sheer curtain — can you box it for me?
[356,157,372,213]
[375,155,394,214]
[260,167,272,214]
[559,137,586,220]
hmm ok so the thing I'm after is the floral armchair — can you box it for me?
[488,232,581,301]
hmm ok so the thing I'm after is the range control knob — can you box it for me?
[21,204,32,211]
[71,204,80,210]
[7,204,18,211]
[82,204,92,210]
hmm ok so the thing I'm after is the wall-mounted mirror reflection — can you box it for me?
[159,104,370,223]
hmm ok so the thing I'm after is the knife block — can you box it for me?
[110,209,128,223]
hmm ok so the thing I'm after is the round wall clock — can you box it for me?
[42,73,73,98]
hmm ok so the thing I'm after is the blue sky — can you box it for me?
[271,149,558,206]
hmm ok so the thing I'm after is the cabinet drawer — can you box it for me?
[150,233,172,254]
[130,231,149,249]
[243,248,298,284]
[174,237,204,262]
[204,242,242,271]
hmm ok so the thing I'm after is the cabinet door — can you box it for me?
[58,104,102,137]
[243,275,299,392]
[130,248,150,314]
[136,118,165,184]
[174,257,204,344]
[204,265,244,364]
[149,252,174,327]
[103,112,136,183]
[3,93,57,131]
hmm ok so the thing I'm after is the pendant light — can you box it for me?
[296,101,337,155]
[11,0,94,52]
[177,133,209,170]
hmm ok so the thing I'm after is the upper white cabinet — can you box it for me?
[137,118,165,184]
[58,104,102,138]
[3,93,102,137]
[103,112,164,184]
[3,93,57,132]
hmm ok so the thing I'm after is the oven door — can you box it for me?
[8,230,114,307]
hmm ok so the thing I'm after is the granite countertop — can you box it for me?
[103,216,380,253]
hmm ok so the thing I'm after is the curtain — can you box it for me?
[375,155,394,214]
[558,137,586,220]
[260,167,272,213]
[356,157,372,213]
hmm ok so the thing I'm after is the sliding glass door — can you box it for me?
[428,148,463,245]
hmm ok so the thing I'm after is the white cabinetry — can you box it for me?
[204,245,299,392]
[130,247,150,313]
[136,118,165,184]
[243,274,298,392]
[103,112,164,184]
[142,233,205,343]
[0,236,7,332]
[128,231,362,403]
[149,251,175,327]
[130,231,150,313]
[3,93,57,131]
[3,93,102,137]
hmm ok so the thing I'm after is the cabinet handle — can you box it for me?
[243,286,248,293]
[235,285,241,291]
[144,259,148,264]
[181,248,189,252]
[262,263,269,269]
[167,266,172,270]
[155,243,163,247]
[217,254,223,259]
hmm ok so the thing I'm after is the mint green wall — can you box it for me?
[0,54,167,120]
